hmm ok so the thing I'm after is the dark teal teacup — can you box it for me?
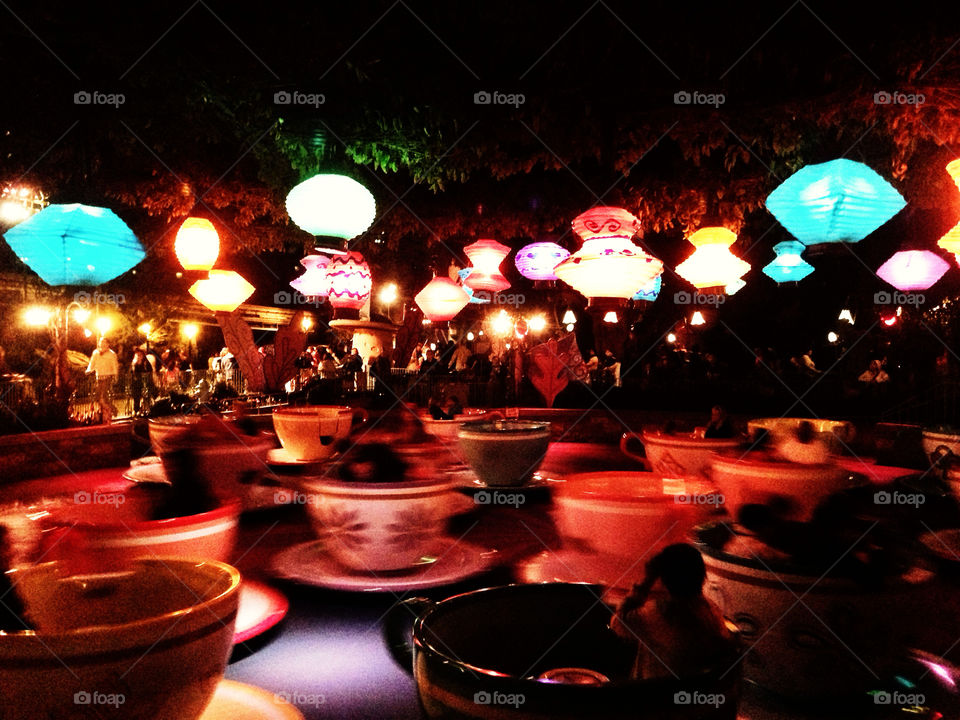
[457,420,551,487]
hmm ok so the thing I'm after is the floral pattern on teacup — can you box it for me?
[386,505,441,552]
[312,505,369,551]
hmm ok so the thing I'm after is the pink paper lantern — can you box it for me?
[290,254,330,297]
[514,241,570,281]
[463,238,511,292]
[876,250,950,291]
[415,276,470,321]
[324,251,372,309]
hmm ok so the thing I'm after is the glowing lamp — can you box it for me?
[632,274,662,302]
[565,323,575,332]
[3,203,145,286]
[463,239,511,292]
[948,159,960,193]
[467,332,475,341]
[675,227,750,289]
[838,308,854,324]
[0,186,46,225]
[765,159,906,244]
[24,307,51,327]
[378,282,398,305]
[555,207,663,302]
[762,240,814,283]
[290,254,330,297]
[174,217,220,271]
[666,332,677,343]
[725,278,746,296]
[181,323,199,340]
[561,310,577,324]
[937,224,960,266]
[876,250,949,291]
[528,315,546,332]
[323,251,372,309]
[415,276,470,322]
[285,174,376,239]
[95,317,112,335]
[514,241,570,281]
[189,270,255,312]
[690,311,706,326]
[602,311,618,323]
[491,310,513,337]
[827,331,838,343]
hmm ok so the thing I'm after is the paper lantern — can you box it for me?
[285,174,376,239]
[290,254,330,297]
[876,250,949,291]
[3,203,145,286]
[174,217,220,271]
[632,274,662,302]
[324,251,372,309]
[602,311,618,323]
[838,308,855,324]
[415,276,469,321]
[675,227,750,289]
[555,206,663,302]
[725,278,746,296]
[762,240,814,283]
[561,309,577,324]
[514,241,570,281]
[765,159,905,245]
[463,239,511,292]
[457,268,490,304]
[189,270,255,312]
[938,160,960,265]
[690,311,706,326]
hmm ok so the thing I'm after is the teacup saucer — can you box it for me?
[517,547,647,600]
[270,538,497,591]
[123,463,170,485]
[198,680,303,720]
[234,580,289,645]
[449,468,564,491]
[266,447,327,468]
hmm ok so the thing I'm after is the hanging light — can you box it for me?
[514,241,570,281]
[290,254,330,298]
[323,251,372,310]
[528,315,547,332]
[827,331,839,343]
[765,159,906,245]
[0,185,46,225]
[491,310,513,337]
[565,323,575,332]
[378,282,398,306]
[666,332,677,343]
[675,227,750,289]
[690,311,706,326]
[762,240,814,283]
[285,174,376,240]
[463,239,511,292]
[457,268,491,304]
[632,274,662,302]
[561,309,577,324]
[174,217,220,271]
[725,278,746,296]
[838,308,855,324]
[414,276,470,322]
[189,270,255,312]
[876,250,950,291]
[603,311,618,323]
[555,207,663,303]
[23,306,51,327]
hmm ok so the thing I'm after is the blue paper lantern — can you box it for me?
[765,159,905,244]
[632,274,662,301]
[457,268,490,304]
[762,240,815,283]
[3,203,145,286]
[514,241,570,281]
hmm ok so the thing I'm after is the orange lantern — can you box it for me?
[324,251,372,309]
[415,276,470,321]
[174,217,220,271]
[189,270,254,312]
[462,239,511,292]
[675,227,750,289]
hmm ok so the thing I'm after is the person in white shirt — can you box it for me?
[86,337,119,423]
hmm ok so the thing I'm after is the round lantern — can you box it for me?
[415,276,470,322]
[189,270,255,313]
[285,174,376,239]
[290,254,330,297]
[876,250,950,291]
[174,217,220,271]
[514,241,570,281]
[762,240,814,283]
[463,238,511,292]
[324,251,372,309]
[554,206,663,303]
[675,227,750,289]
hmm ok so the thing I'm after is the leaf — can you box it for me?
[525,335,585,408]
[215,312,266,393]
[262,317,308,392]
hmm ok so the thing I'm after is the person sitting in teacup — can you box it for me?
[610,544,735,680]
[703,405,736,439]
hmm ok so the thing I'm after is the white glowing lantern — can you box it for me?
[414,276,470,322]
[189,270,255,312]
[285,174,376,239]
[690,311,706,326]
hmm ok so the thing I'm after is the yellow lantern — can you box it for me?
[174,217,220,271]
[938,160,960,266]
[189,270,255,312]
[675,227,750,289]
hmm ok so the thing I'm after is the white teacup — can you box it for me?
[272,405,368,461]
[620,430,742,478]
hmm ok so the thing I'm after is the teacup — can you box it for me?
[748,417,855,454]
[385,582,741,719]
[272,405,368,461]
[620,430,742,478]
[1,558,240,720]
[457,420,551,486]
[923,427,960,466]
[420,408,501,443]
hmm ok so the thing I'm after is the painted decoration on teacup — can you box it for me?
[313,505,369,551]
[655,450,687,477]
[386,505,442,551]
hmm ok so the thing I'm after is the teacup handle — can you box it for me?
[619,432,651,470]
[347,408,369,435]
[933,444,956,468]
[484,411,503,421]
[384,596,435,674]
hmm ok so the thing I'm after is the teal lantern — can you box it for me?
[762,241,815,283]
[3,203,145,286]
[632,274,662,301]
[765,159,905,244]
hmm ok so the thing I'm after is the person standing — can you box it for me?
[448,340,472,375]
[130,347,155,416]
[86,337,119,423]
